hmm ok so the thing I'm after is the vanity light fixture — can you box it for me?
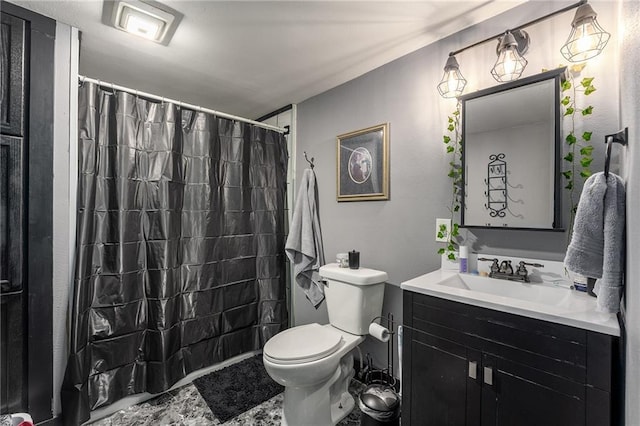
[103,0,183,45]
[437,55,467,98]
[491,31,529,82]
[436,0,610,97]
[560,3,610,62]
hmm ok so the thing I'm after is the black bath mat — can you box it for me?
[193,354,283,422]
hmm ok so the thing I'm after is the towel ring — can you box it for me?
[604,127,628,178]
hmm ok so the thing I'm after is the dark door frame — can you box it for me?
[1,2,55,423]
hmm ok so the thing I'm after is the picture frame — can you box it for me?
[336,123,389,202]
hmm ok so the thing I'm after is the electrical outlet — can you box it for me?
[435,218,452,242]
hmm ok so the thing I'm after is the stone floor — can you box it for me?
[89,379,365,425]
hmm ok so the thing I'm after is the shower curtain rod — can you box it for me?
[78,75,288,134]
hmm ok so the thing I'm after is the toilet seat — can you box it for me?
[264,323,343,365]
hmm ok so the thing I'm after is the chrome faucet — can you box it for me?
[478,258,544,283]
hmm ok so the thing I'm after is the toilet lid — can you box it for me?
[264,323,343,364]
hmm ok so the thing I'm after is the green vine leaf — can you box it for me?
[443,135,451,144]
[561,80,572,91]
[447,146,454,153]
[584,85,596,95]
[582,131,592,142]
[580,145,594,155]
[564,152,574,162]
[452,110,460,116]
[565,181,573,190]
[562,170,572,179]
[447,253,456,260]
[582,106,594,116]
[437,248,445,255]
[580,157,593,167]
[580,169,592,178]
[447,124,455,131]
[564,107,575,116]
[561,96,571,106]
[580,77,594,87]
[453,205,460,212]
[566,133,577,145]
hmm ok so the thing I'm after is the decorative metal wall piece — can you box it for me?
[485,153,507,217]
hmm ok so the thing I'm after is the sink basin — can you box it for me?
[437,273,573,306]
[401,269,619,336]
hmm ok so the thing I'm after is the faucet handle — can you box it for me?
[516,261,544,277]
[520,261,544,268]
[478,258,500,273]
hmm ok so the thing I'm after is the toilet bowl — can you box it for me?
[263,323,364,425]
[263,264,388,426]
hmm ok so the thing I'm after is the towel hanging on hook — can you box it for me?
[604,127,628,177]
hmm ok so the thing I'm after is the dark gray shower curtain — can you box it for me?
[61,82,288,425]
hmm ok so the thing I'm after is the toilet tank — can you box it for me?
[318,264,388,335]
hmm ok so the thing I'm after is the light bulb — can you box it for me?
[502,49,517,77]
[446,72,458,94]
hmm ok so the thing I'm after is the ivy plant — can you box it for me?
[561,74,596,237]
[438,102,463,260]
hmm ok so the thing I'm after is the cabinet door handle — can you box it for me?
[468,361,477,379]
[483,367,493,386]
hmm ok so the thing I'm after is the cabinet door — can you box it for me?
[481,354,585,426]
[407,327,481,426]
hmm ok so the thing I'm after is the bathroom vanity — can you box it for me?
[401,269,621,426]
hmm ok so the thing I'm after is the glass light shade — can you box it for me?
[437,55,467,98]
[560,4,610,62]
[491,32,528,82]
[122,13,164,40]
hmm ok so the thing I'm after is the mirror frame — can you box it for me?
[460,67,566,231]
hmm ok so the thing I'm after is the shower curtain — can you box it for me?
[61,82,288,424]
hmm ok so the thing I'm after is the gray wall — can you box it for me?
[294,1,620,371]
[620,1,640,425]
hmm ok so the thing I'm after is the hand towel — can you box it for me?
[285,169,326,307]
[564,172,626,313]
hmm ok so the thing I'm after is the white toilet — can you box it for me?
[263,263,388,426]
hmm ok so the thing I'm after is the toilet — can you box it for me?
[263,263,388,426]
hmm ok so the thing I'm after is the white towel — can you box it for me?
[564,172,626,313]
[285,169,326,307]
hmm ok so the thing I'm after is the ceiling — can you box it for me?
[11,1,524,119]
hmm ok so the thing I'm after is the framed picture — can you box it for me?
[336,123,389,202]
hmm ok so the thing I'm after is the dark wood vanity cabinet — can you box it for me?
[402,291,620,426]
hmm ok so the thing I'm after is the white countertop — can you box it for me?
[401,269,620,336]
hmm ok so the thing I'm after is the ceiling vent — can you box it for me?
[103,0,183,45]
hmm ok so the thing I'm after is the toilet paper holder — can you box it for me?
[366,313,397,389]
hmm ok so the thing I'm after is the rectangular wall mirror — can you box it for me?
[460,67,566,230]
